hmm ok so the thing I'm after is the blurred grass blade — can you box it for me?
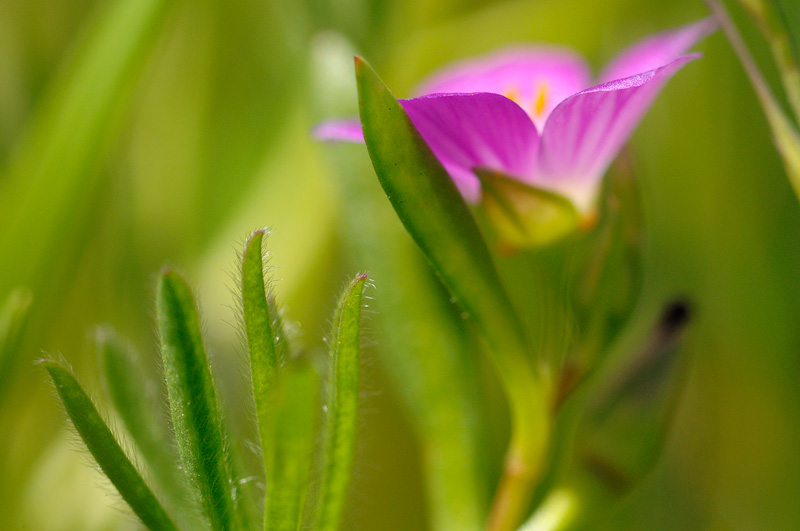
[315,273,368,531]
[97,329,193,516]
[706,0,800,200]
[265,361,319,531]
[0,288,33,397]
[157,270,235,531]
[42,360,179,531]
[0,0,175,316]
[527,301,693,530]
[738,0,800,121]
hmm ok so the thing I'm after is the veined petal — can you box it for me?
[413,48,592,128]
[313,119,364,142]
[538,55,699,212]
[600,17,716,84]
[401,93,539,202]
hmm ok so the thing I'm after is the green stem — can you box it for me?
[519,488,582,531]
[487,372,550,531]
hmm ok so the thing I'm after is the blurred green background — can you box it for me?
[0,0,799,529]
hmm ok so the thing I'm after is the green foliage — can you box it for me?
[43,233,369,531]
[42,360,179,531]
[356,56,549,531]
[0,0,175,328]
[264,360,319,531]
[157,270,236,530]
[355,58,529,366]
[96,329,192,516]
[0,288,33,398]
[242,230,282,471]
[314,273,368,531]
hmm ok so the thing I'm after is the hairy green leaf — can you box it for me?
[42,360,179,531]
[157,270,235,531]
[314,273,368,531]
[242,229,281,453]
[97,329,193,518]
[265,361,319,531]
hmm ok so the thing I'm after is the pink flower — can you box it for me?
[315,18,715,214]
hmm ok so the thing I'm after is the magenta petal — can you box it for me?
[599,18,716,84]
[538,55,699,211]
[312,119,364,143]
[401,93,539,202]
[413,48,591,127]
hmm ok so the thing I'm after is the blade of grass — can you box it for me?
[0,0,175,322]
[738,0,800,121]
[265,361,319,531]
[356,57,548,531]
[41,360,179,531]
[705,0,800,199]
[0,288,33,398]
[157,270,235,531]
[314,273,368,531]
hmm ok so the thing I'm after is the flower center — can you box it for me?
[533,83,548,118]
[503,82,550,124]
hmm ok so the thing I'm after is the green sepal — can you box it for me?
[157,270,235,531]
[314,273,368,531]
[42,360,179,531]
[475,168,579,249]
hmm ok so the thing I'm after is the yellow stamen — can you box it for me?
[533,83,549,117]
[504,87,521,105]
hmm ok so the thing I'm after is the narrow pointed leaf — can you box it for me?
[357,59,548,531]
[242,229,281,455]
[355,57,530,365]
[0,288,33,397]
[475,169,579,249]
[265,361,319,531]
[325,141,489,529]
[315,273,368,531]
[157,270,235,531]
[42,361,179,531]
[97,329,193,514]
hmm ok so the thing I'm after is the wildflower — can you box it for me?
[316,18,714,243]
